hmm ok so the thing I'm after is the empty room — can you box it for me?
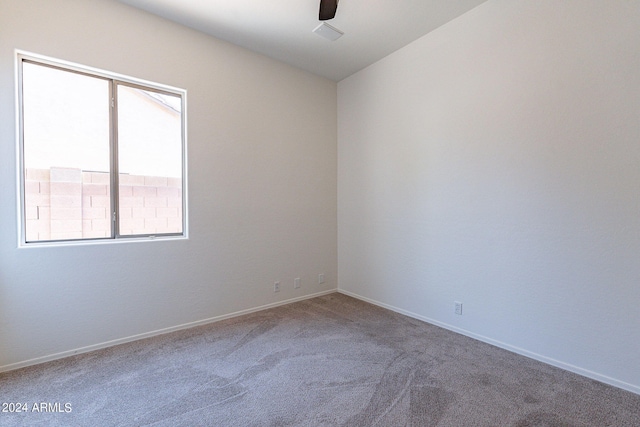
[1,0,639,425]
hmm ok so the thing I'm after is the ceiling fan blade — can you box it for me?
[319,0,338,21]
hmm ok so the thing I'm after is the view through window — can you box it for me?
[20,56,186,243]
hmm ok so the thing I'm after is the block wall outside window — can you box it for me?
[25,167,183,242]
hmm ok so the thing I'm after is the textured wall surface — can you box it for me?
[0,0,337,369]
[338,0,640,393]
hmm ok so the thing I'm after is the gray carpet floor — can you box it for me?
[1,293,639,426]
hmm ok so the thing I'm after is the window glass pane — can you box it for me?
[22,62,111,242]
[116,85,183,236]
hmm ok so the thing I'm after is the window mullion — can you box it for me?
[110,80,119,239]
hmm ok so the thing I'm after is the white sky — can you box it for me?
[23,62,183,178]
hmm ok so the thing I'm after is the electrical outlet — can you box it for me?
[455,301,463,315]
[274,281,280,293]
[294,277,301,289]
[318,274,325,284]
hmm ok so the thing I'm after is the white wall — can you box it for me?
[0,0,337,369]
[338,0,640,393]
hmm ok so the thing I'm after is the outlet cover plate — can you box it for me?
[455,301,463,315]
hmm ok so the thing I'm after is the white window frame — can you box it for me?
[16,51,188,246]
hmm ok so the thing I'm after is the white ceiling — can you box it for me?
[115,0,488,81]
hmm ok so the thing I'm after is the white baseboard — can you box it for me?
[337,289,640,396]
[0,289,338,374]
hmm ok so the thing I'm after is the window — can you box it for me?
[18,53,186,244]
